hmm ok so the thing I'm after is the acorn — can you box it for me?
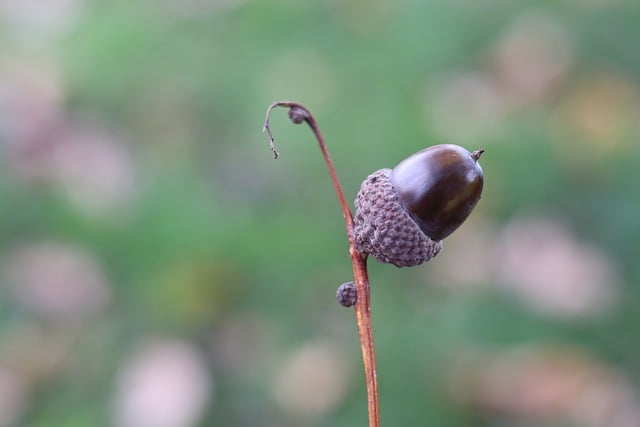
[354,144,484,267]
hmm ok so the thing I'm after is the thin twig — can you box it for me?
[263,101,380,427]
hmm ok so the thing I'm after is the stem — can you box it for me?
[263,101,380,427]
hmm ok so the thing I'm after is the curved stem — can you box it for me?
[263,101,380,427]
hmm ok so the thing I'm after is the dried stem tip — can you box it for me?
[262,101,312,159]
[289,106,309,124]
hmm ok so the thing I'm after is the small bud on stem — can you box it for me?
[337,281,358,307]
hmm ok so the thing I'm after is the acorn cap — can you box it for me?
[354,168,443,267]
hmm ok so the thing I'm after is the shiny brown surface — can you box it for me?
[391,144,484,241]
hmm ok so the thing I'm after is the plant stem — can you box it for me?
[264,101,380,427]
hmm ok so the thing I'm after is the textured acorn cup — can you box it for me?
[354,144,484,267]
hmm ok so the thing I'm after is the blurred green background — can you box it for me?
[1,0,640,426]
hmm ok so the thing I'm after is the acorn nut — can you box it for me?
[354,144,484,267]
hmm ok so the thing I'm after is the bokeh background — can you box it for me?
[1,0,639,426]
